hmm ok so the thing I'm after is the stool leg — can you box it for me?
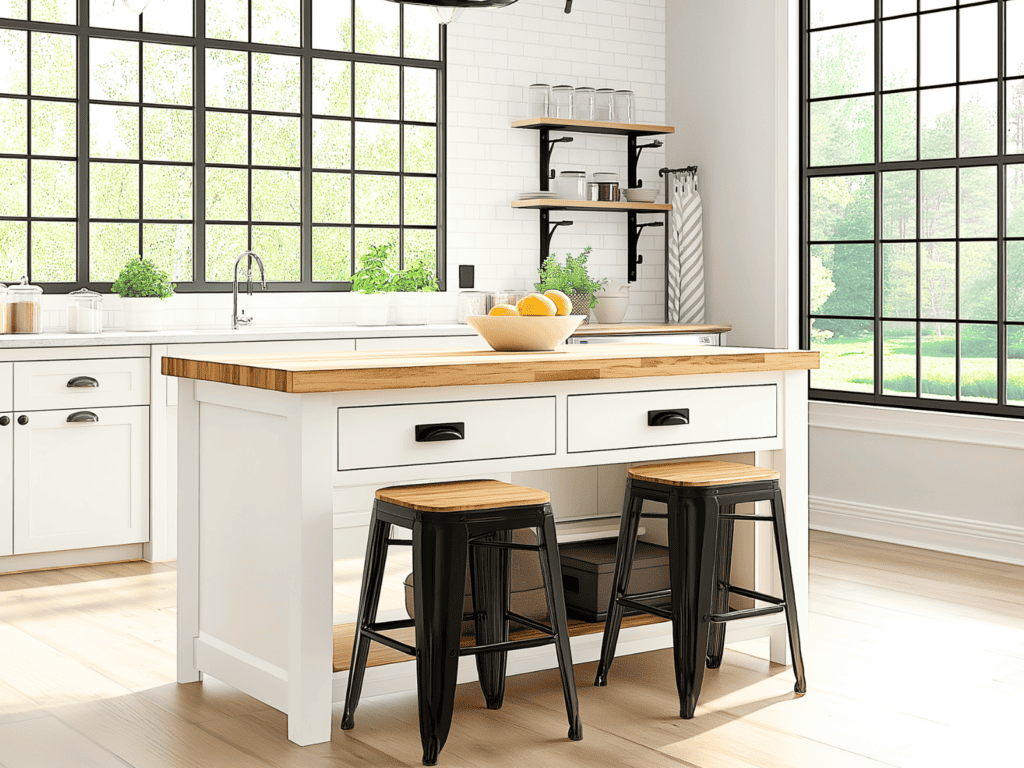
[594,480,644,687]
[412,521,469,767]
[341,507,391,731]
[668,493,719,719]
[537,511,583,742]
[469,529,511,710]
[770,487,808,695]
[706,505,736,669]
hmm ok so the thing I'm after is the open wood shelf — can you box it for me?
[511,199,672,213]
[512,117,675,137]
[332,613,669,673]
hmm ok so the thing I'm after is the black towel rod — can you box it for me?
[659,166,698,177]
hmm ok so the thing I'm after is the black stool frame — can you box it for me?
[341,498,582,766]
[594,477,807,718]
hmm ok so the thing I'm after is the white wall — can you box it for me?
[665,0,787,348]
[445,0,667,316]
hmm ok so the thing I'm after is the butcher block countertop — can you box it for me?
[572,323,731,336]
[162,343,818,394]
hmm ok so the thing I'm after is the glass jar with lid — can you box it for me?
[551,85,575,119]
[0,283,8,334]
[612,89,635,123]
[556,170,587,201]
[8,277,42,334]
[594,88,615,121]
[574,86,595,121]
[67,288,104,334]
[528,83,550,118]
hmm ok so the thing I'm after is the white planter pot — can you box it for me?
[391,293,431,325]
[594,293,630,324]
[121,297,165,332]
[352,293,390,326]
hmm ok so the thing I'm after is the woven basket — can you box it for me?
[569,293,592,324]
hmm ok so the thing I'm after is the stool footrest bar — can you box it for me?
[618,596,673,620]
[467,539,542,552]
[460,635,556,656]
[363,629,417,656]
[621,587,673,602]
[386,539,413,546]
[726,584,784,605]
[718,514,774,521]
[506,611,553,635]
[709,605,785,623]
[368,618,416,632]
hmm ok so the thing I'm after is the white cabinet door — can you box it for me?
[0,412,11,557]
[13,406,149,555]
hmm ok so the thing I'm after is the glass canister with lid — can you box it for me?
[594,88,615,121]
[574,86,595,121]
[8,277,42,334]
[550,85,575,119]
[528,83,550,118]
[612,89,635,123]
[556,170,587,201]
[0,283,8,334]
[67,288,104,334]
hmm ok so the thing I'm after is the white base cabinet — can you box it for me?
[12,405,149,555]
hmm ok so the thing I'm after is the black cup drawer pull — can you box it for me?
[648,409,690,427]
[67,376,100,388]
[67,411,100,423]
[415,422,465,442]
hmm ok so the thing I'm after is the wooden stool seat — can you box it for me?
[628,460,780,487]
[375,480,550,512]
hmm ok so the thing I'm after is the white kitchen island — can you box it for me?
[162,343,818,746]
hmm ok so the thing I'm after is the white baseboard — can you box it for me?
[810,496,1024,566]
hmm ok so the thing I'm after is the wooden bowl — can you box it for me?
[466,314,585,352]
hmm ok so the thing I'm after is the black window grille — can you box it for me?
[801,0,1024,417]
[0,0,446,292]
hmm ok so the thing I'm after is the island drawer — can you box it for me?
[13,358,151,412]
[566,385,777,453]
[337,396,556,471]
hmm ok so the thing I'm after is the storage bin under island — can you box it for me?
[162,342,818,746]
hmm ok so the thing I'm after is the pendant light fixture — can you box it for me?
[385,1,575,16]
[118,0,155,13]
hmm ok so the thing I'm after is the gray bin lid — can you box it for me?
[560,540,670,574]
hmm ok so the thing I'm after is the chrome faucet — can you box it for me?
[232,250,267,329]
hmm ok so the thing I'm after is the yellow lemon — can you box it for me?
[488,303,519,316]
[516,293,558,316]
[543,289,572,316]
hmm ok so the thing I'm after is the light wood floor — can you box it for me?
[0,532,1021,768]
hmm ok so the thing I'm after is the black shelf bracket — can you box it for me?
[628,219,664,283]
[539,128,574,190]
[632,139,663,184]
[540,211,573,267]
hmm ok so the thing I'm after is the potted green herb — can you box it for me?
[350,244,395,326]
[389,256,439,325]
[111,256,175,332]
[535,246,603,324]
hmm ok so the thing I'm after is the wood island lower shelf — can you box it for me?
[164,342,818,747]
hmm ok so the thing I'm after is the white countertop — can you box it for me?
[0,323,479,349]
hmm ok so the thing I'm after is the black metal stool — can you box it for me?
[594,460,807,718]
[341,480,583,766]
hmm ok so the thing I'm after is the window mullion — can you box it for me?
[301,0,313,284]
[194,0,207,288]
[76,0,89,287]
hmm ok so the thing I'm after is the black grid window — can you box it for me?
[0,0,446,292]
[801,0,1024,417]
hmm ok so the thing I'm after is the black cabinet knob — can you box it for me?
[0,416,9,427]
[17,415,29,426]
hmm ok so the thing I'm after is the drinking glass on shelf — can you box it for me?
[595,88,614,121]
[528,83,551,118]
[574,86,595,121]
[612,89,634,123]
[551,85,575,119]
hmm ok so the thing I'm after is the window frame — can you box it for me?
[0,0,447,293]
[800,0,1024,419]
